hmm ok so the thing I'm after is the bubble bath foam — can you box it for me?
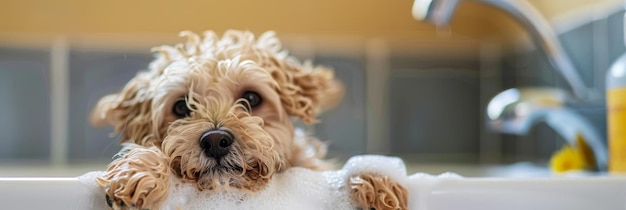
[3,155,626,209]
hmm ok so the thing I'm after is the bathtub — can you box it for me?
[2,163,626,209]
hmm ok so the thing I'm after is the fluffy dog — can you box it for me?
[91,30,408,210]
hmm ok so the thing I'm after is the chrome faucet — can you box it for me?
[411,0,607,170]
[412,0,595,100]
[486,88,607,170]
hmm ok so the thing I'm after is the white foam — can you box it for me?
[77,171,109,210]
[79,155,462,209]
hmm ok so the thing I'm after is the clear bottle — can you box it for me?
[607,15,626,172]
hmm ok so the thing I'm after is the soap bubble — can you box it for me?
[80,155,461,209]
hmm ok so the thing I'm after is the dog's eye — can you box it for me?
[173,98,191,118]
[241,91,262,109]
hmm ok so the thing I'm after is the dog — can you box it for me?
[90,30,408,210]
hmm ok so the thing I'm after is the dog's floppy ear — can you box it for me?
[274,64,344,124]
[245,31,344,124]
[90,72,155,145]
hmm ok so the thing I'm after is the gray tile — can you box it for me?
[68,50,153,161]
[313,55,367,158]
[388,70,480,155]
[0,48,51,160]
[560,22,595,89]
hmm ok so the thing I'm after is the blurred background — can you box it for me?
[0,0,623,176]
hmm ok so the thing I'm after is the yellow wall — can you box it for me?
[0,0,518,39]
[0,0,621,46]
[3,0,419,35]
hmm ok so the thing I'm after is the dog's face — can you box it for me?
[91,30,342,191]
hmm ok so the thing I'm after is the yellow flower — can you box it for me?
[550,145,586,172]
[549,133,595,173]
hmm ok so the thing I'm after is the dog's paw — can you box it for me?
[103,181,162,210]
[349,173,408,210]
[97,145,171,210]
[104,189,143,210]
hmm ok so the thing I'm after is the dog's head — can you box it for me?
[91,30,342,191]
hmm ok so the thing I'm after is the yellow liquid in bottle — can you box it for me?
[608,88,626,172]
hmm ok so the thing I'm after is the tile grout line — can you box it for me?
[365,38,390,154]
[50,37,69,166]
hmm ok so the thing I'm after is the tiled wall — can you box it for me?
[0,8,623,164]
[0,47,375,162]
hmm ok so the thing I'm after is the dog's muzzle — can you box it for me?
[199,130,234,159]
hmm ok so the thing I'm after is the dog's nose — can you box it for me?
[199,130,234,158]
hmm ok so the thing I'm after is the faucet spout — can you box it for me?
[412,0,595,100]
[413,0,460,27]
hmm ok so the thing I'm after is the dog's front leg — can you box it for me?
[96,144,170,210]
[349,173,409,210]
